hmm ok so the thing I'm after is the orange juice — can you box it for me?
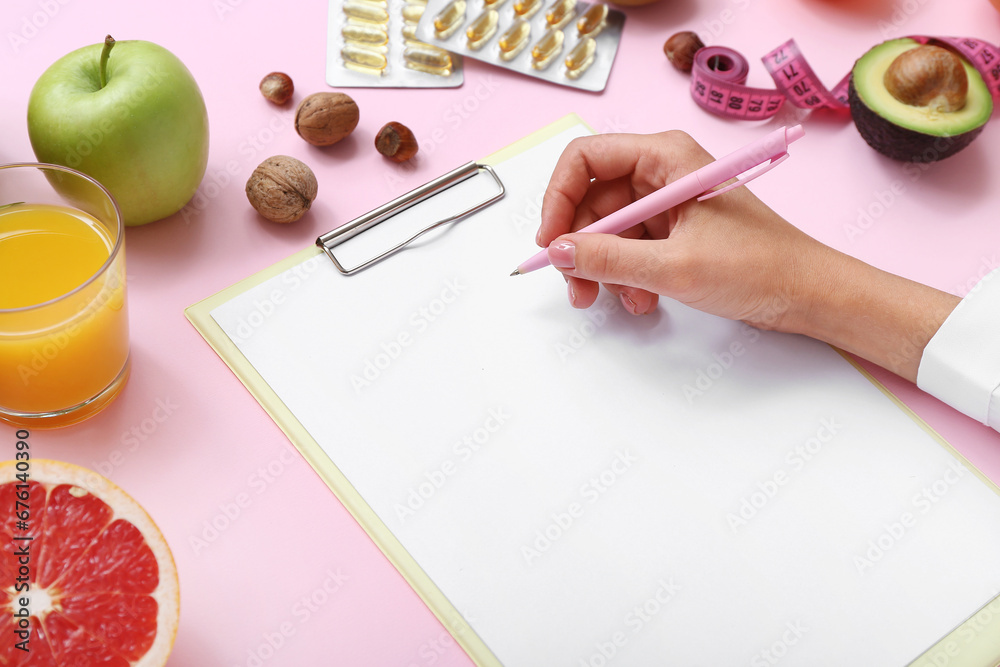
[0,202,129,422]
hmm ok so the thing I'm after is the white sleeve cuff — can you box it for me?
[917,268,1000,431]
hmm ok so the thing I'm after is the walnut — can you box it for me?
[294,92,359,146]
[245,155,318,224]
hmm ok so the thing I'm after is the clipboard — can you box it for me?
[187,114,1000,666]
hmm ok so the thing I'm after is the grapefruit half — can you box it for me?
[0,459,179,665]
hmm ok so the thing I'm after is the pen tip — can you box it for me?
[510,269,520,277]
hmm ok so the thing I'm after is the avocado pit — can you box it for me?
[883,45,967,113]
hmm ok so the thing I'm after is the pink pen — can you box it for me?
[510,124,805,276]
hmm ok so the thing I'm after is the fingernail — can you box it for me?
[567,280,577,307]
[547,240,576,269]
[621,292,638,314]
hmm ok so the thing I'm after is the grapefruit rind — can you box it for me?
[0,459,179,667]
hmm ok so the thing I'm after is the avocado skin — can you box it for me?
[848,77,985,163]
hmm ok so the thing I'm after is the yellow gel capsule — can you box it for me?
[484,0,508,7]
[342,23,389,46]
[345,61,386,77]
[513,0,542,18]
[498,19,531,60]
[342,44,388,71]
[402,21,419,39]
[545,0,576,27]
[565,35,595,78]
[404,43,454,70]
[434,0,467,37]
[577,4,607,36]
[466,9,499,49]
[405,60,453,77]
[402,4,425,21]
[343,0,389,23]
[531,28,564,69]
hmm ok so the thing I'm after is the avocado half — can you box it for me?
[848,38,992,162]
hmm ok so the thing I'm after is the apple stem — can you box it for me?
[99,35,115,89]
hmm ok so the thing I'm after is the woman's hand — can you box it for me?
[537,130,959,381]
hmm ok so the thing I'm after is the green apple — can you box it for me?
[27,36,209,226]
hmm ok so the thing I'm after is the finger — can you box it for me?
[565,175,662,238]
[548,232,668,296]
[547,235,662,314]
[537,134,665,247]
[565,276,600,309]
[538,131,715,248]
[604,284,660,315]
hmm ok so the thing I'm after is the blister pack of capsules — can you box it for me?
[326,0,464,88]
[413,0,624,92]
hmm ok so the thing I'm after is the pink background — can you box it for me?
[2,0,999,664]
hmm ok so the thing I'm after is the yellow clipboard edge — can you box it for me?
[833,347,1000,667]
[185,113,594,667]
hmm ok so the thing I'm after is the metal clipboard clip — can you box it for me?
[316,162,505,275]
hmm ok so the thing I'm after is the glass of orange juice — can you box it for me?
[0,163,129,428]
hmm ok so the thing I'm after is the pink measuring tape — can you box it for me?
[689,36,1000,120]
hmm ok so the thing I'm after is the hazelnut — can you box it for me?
[663,31,704,73]
[375,122,419,162]
[884,45,967,112]
[295,92,360,146]
[259,72,294,104]
[245,155,318,224]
